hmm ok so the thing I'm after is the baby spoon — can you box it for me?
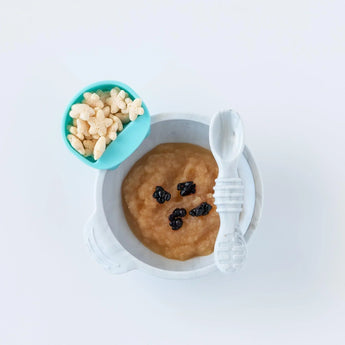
[209,109,246,273]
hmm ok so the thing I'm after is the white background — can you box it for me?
[1,0,344,344]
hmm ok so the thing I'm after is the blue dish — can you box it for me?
[62,80,151,170]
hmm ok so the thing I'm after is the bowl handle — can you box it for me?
[84,212,136,274]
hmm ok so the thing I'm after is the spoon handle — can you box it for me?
[214,177,246,272]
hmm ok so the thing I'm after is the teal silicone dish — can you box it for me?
[62,80,151,170]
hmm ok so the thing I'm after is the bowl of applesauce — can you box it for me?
[84,113,263,279]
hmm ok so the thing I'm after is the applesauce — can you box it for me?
[121,143,220,261]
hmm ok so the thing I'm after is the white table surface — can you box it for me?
[1,1,344,344]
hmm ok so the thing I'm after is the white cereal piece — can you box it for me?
[94,105,110,117]
[116,90,127,110]
[110,87,121,97]
[69,126,84,140]
[121,98,132,115]
[107,122,119,141]
[83,92,104,109]
[69,103,95,121]
[67,134,85,155]
[106,96,119,114]
[109,114,123,131]
[93,136,106,160]
[76,119,89,137]
[106,87,120,113]
[102,106,111,117]
[83,139,96,157]
[106,87,128,113]
[88,109,113,136]
[128,98,144,121]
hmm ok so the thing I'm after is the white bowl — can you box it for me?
[84,113,263,279]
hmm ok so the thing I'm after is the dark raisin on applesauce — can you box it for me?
[169,218,183,230]
[153,186,171,204]
[168,208,186,230]
[168,208,187,221]
[177,181,196,196]
[189,202,212,217]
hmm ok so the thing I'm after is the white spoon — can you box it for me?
[209,109,246,273]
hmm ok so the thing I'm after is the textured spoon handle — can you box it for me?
[214,177,247,272]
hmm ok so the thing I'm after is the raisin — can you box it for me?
[189,202,212,217]
[152,186,171,204]
[169,218,183,230]
[169,208,187,221]
[177,181,196,196]
[173,208,187,218]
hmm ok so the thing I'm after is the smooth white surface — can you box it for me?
[1,1,344,344]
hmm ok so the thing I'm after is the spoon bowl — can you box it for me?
[62,80,151,170]
[209,109,244,168]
